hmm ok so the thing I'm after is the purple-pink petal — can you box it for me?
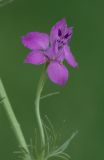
[21,32,49,50]
[45,41,59,60]
[50,19,67,44]
[47,61,69,85]
[64,45,78,68]
[24,51,47,65]
[66,27,73,41]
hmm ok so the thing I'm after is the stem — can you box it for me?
[34,65,46,158]
[0,79,32,160]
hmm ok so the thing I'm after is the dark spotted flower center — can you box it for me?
[57,29,72,50]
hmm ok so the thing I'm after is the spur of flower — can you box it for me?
[21,19,78,85]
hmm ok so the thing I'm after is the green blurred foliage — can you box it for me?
[0,0,104,159]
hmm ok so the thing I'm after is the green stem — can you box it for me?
[35,65,46,158]
[0,79,32,160]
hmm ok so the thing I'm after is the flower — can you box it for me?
[21,19,78,85]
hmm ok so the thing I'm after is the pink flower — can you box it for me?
[21,19,78,85]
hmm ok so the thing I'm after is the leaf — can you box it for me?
[53,131,78,153]
[46,152,71,160]
[40,91,60,99]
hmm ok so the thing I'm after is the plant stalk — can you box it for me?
[0,79,32,160]
[34,65,47,159]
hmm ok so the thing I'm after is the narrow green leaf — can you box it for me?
[53,131,78,153]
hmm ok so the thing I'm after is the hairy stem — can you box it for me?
[0,79,32,160]
[34,65,47,159]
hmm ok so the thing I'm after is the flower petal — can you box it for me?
[50,19,67,44]
[57,53,65,62]
[65,27,73,41]
[45,41,59,60]
[47,62,69,85]
[24,51,47,65]
[64,45,78,68]
[21,32,49,50]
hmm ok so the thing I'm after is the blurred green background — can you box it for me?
[0,0,104,159]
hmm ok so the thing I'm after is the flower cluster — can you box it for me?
[21,19,78,85]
